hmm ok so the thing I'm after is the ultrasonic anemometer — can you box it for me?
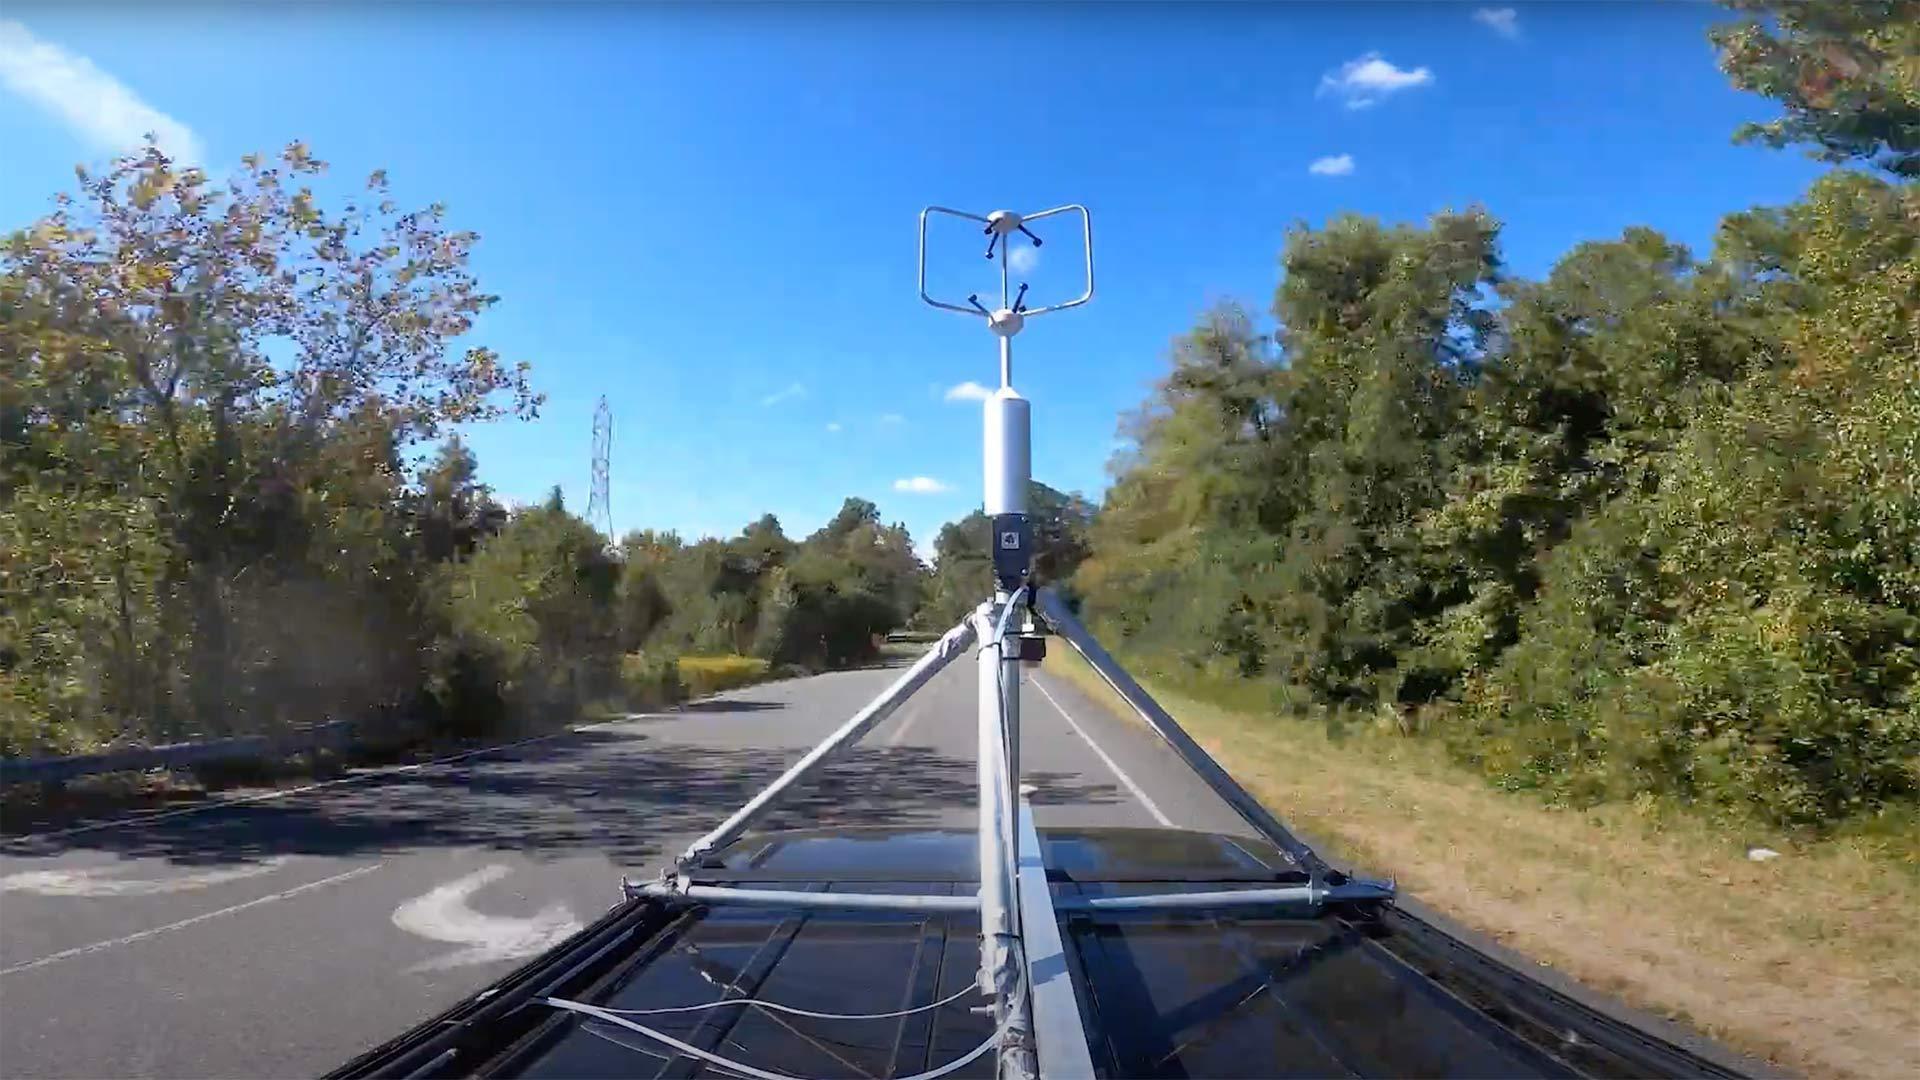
[633,202,1393,1080]
[918,204,1093,601]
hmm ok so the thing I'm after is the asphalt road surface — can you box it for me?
[0,657,1255,1079]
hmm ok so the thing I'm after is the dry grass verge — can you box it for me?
[1044,650,1919,1080]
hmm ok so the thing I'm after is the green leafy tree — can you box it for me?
[1711,0,1920,176]
[3,141,538,751]
[917,481,1094,630]
[436,502,619,730]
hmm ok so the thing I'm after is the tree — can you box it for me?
[2,140,539,750]
[411,437,507,564]
[1711,0,1920,176]
[437,502,619,729]
[916,481,1094,630]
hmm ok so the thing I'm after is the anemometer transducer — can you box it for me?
[918,205,1093,601]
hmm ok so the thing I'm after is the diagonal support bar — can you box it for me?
[672,617,977,877]
[1032,588,1345,885]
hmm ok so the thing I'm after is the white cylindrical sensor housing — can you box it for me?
[983,386,1031,516]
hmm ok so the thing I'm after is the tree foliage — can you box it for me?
[917,482,1095,630]
[1074,8,1918,827]
[1710,0,1920,176]
[1,143,928,757]
[3,142,538,753]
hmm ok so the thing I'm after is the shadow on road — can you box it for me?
[672,699,786,714]
[0,727,1123,869]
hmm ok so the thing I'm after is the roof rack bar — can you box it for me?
[633,883,980,914]
[1056,880,1395,914]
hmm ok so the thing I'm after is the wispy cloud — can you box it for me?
[1472,7,1521,39]
[1317,52,1433,110]
[893,476,949,495]
[878,413,906,426]
[0,20,203,164]
[1008,244,1040,275]
[759,382,807,407]
[1308,153,1356,177]
[943,380,995,403]
[825,421,842,433]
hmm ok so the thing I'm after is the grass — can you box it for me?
[1044,649,1920,1080]
[677,655,774,697]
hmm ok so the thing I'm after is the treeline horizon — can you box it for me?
[6,2,1913,838]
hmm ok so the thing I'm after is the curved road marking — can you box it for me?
[391,865,582,973]
[0,863,384,978]
[1030,676,1174,827]
[1,857,294,897]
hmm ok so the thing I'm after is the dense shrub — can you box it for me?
[678,655,773,697]
[619,652,686,708]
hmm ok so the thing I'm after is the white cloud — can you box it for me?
[878,413,905,426]
[1308,153,1356,177]
[943,380,994,403]
[825,421,842,433]
[0,20,203,164]
[892,476,949,494]
[759,381,806,407]
[1317,52,1434,110]
[1472,7,1521,39]
[1008,244,1040,275]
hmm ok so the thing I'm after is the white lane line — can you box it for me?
[884,696,930,747]
[884,654,961,747]
[0,863,385,977]
[1030,676,1174,827]
[12,725,622,843]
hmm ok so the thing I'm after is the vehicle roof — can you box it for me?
[332,826,1744,1079]
[506,828,1577,1078]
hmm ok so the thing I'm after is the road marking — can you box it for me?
[10,725,628,843]
[1031,677,1174,827]
[884,696,930,747]
[2,856,293,897]
[392,865,582,973]
[0,863,384,977]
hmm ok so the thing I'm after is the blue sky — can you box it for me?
[1,3,1828,556]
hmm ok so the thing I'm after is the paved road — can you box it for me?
[0,657,1252,1078]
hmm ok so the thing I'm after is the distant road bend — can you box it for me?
[0,659,1250,1078]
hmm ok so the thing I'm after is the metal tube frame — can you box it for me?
[632,201,1392,1079]
[973,598,1035,1078]
[635,883,979,915]
[1033,587,1353,888]
[670,618,976,879]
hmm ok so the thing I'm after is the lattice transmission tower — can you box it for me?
[587,396,613,540]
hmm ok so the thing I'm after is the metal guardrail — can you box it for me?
[0,720,366,788]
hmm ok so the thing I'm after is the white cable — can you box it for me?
[541,997,1002,1080]
[586,981,982,1021]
